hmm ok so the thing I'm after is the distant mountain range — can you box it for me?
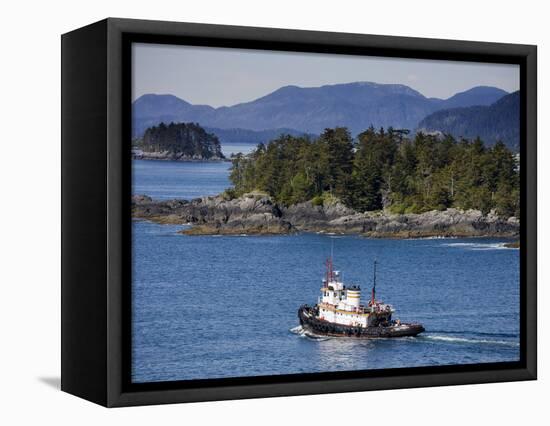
[203,127,316,145]
[133,82,515,148]
[418,91,520,151]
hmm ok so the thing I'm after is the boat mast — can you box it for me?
[325,240,335,283]
[325,257,333,283]
[371,260,377,305]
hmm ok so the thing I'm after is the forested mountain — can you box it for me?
[132,94,215,138]
[436,86,508,109]
[418,91,520,151]
[136,122,224,160]
[132,84,508,138]
[229,127,519,217]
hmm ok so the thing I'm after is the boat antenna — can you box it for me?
[371,259,377,305]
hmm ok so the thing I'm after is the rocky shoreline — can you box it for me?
[132,149,226,162]
[132,192,520,239]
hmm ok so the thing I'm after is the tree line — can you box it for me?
[228,127,519,217]
[138,122,224,159]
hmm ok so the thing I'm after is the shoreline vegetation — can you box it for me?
[132,123,520,240]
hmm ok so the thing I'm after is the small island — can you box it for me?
[132,122,225,161]
[132,126,520,239]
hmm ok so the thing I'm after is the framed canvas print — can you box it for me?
[61,18,537,407]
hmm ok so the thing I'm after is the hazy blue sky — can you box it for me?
[132,43,519,107]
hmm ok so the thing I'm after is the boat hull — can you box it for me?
[298,305,424,338]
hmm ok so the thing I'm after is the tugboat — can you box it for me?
[298,257,424,338]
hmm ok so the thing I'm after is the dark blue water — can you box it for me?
[132,160,231,200]
[132,143,255,200]
[131,161,520,383]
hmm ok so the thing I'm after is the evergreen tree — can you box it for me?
[227,127,519,217]
[319,127,354,199]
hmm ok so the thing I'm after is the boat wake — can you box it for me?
[420,334,519,347]
[290,326,518,347]
[289,325,331,341]
[428,330,518,338]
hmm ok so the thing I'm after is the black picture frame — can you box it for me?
[61,17,537,407]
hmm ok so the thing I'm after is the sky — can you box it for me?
[132,42,520,108]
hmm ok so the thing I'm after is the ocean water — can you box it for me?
[132,160,231,200]
[132,143,255,200]
[131,160,520,383]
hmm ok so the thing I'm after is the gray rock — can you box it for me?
[132,193,519,238]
